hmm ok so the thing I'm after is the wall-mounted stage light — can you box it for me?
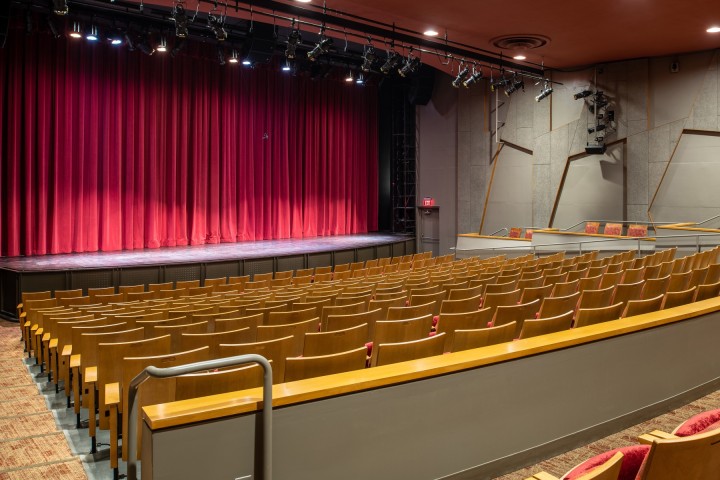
[285,30,301,59]
[282,59,293,71]
[398,55,420,77]
[173,5,189,38]
[504,76,524,97]
[462,67,483,88]
[52,0,68,16]
[535,81,553,101]
[380,51,402,74]
[307,37,332,61]
[208,13,227,41]
[86,25,99,41]
[574,90,592,100]
[587,124,606,134]
[361,45,376,72]
[490,78,508,93]
[451,66,469,88]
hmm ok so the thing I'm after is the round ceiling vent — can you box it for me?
[490,34,550,50]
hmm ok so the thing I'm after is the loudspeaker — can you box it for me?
[408,65,435,106]
[244,23,276,64]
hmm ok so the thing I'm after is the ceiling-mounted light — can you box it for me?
[208,13,227,41]
[69,22,82,38]
[451,66,470,88]
[380,51,402,75]
[173,4,189,38]
[52,0,68,16]
[424,29,439,37]
[137,35,155,55]
[345,70,354,83]
[242,59,252,66]
[574,90,593,100]
[110,37,123,45]
[47,17,61,38]
[398,55,421,77]
[285,30,301,59]
[228,49,239,64]
[356,73,365,85]
[490,77,508,93]
[707,26,720,33]
[282,59,292,72]
[513,55,526,60]
[504,76,525,97]
[156,36,168,52]
[535,81,553,102]
[462,67,483,88]
[361,45,376,72]
[86,25,99,41]
[307,37,332,62]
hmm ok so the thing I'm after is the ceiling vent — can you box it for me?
[491,34,550,51]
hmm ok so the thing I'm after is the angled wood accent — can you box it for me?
[478,142,504,234]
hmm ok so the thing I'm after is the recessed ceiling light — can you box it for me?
[707,26,720,33]
[296,0,312,3]
[424,29,439,37]
[513,55,526,60]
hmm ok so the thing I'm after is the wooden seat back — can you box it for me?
[325,308,383,339]
[621,267,646,284]
[285,346,368,382]
[622,294,664,318]
[266,307,318,326]
[599,270,624,289]
[538,291,580,319]
[551,279,579,297]
[54,289,83,300]
[77,327,145,374]
[520,284,553,304]
[574,302,624,328]
[386,302,435,321]
[374,333,446,367]
[482,289,522,317]
[219,336,295,383]
[578,285,615,310]
[667,271,692,292]
[303,323,370,357]
[662,287,697,310]
[440,294,482,314]
[611,280,645,306]
[320,302,366,327]
[518,310,574,339]
[694,280,720,302]
[178,328,254,357]
[451,322,516,352]
[256,318,319,356]
[436,308,494,352]
[491,299,541,338]
[410,291,446,315]
[640,427,720,480]
[642,275,671,300]
[484,280,518,296]
[372,314,434,365]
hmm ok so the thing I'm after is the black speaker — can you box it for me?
[408,65,435,106]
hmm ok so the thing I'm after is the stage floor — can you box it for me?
[0,233,411,272]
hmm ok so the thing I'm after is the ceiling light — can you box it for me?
[52,0,68,16]
[86,25,99,41]
[462,68,483,88]
[398,56,421,77]
[513,55,526,60]
[574,90,593,100]
[282,60,292,71]
[535,81,553,102]
[451,66,470,88]
[345,70,354,82]
[356,73,365,84]
[110,37,123,45]
[242,59,252,66]
[208,13,227,41]
[307,37,332,62]
[423,29,438,37]
[285,30,301,59]
[380,51,402,74]
[228,49,239,64]
[296,0,312,3]
[69,22,82,38]
[156,36,168,52]
[707,26,720,33]
[361,45,376,72]
[173,4,189,38]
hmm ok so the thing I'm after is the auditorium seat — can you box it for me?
[551,279,580,297]
[374,332,446,366]
[450,322,516,352]
[526,451,624,480]
[256,318,319,356]
[435,308,494,351]
[574,302,624,328]
[694,280,720,301]
[611,281,645,306]
[440,294,482,314]
[537,292,581,319]
[661,287,697,310]
[491,299,541,337]
[370,314,434,366]
[482,289,522,317]
[518,310,574,339]
[520,284,554,304]
[621,295,664,318]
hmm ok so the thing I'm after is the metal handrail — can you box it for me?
[126,354,273,480]
[560,219,678,232]
[696,213,720,227]
[489,228,508,236]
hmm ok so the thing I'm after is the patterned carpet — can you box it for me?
[0,321,87,480]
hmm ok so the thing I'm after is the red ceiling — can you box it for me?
[138,0,720,70]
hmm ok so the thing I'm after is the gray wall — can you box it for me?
[416,50,720,239]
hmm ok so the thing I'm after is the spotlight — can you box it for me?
[228,49,239,64]
[589,99,608,114]
[490,78,508,93]
[595,136,605,142]
[574,90,592,100]
[69,22,82,38]
[282,59,292,72]
[361,45,376,72]
[587,124,606,134]
[462,68,483,88]
[398,56,420,77]
[170,39,186,57]
[110,37,123,45]
[217,47,226,66]
[52,0,68,16]
[380,51,402,75]
[345,70,354,82]
[46,17,61,38]
[173,5,189,38]
[242,59,252,66]
[285,30,301,59]
[86,25,99,41]
[307,37,332,62]
[208,13,227,41]
[156,36,168,52]
[124,33,135,50]
[535,81,553,102]
[451,66,469,88]
[356,73,365,84]
[607,111,615,122]
[137,36,155,55]
[504,76,524,97]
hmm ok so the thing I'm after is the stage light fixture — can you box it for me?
[345,70,354,82]
[170,38,186,57]
[589,100,608,114]
[398,56,420,77]
[156,36,168,52]
[535,81,553,102]
[607,111,615,122]
[137,36,155,55]
[217,47,226,65]
[242,59,252,66]
[124,33,136,50]
[52,0,68,16]
[361,45,376,72]
[173,4,189,38]
[86,25,99,41]
[587,124,606,134]
[307,37,332,61]
[462,68,483,88]
[282,59,292,71]
[285,30,301,59]
[490,78,508,93]
[504,76,524,97]
[47,17,61,38]
[451,66,469,88]
[356,73,365,84]
[574,90,592,100]
[228,49,239,64]
[208,13,227,41]
[380,51,402,75]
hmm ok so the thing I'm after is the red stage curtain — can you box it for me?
[0,26,378,256]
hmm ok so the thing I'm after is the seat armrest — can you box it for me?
[61,345,72,357]
[638,430,677,445]
[49,339,58,350]
[17,302,23,310]
[525,473,559,480]
[70,354,81,369]
[105,382,121,407]
[84,366,97,384]
[42,333,51,342]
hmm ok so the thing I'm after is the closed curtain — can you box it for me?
[0,25,378,256]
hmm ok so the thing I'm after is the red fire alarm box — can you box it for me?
[422,197,435,207]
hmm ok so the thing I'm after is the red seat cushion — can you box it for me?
[432,315,439,327]
[365,341,373,356]
[562,445,650,480]
[674,408,720,437]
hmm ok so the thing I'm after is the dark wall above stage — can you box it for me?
[0,20,378,257]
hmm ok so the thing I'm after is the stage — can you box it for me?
[0,233,415,320]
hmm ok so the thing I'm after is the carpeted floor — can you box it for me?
[0,321,87,480]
